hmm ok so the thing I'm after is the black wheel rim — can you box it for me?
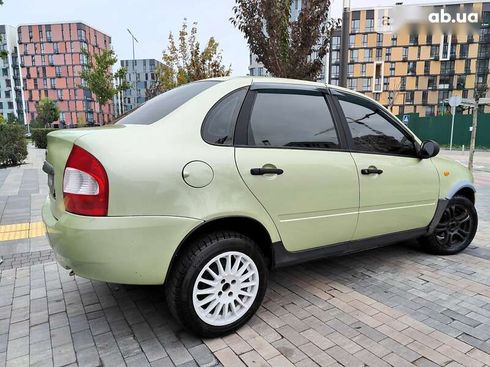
[434,204,473,248]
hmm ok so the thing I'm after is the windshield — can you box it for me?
[116,80,221,125]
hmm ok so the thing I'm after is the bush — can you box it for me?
[32,128,56,149]
[0,124,28,166]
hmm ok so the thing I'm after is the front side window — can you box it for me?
[117,81,220,125]
[336,92,416,156]
[248,92,339,149]
[202,88,247,145]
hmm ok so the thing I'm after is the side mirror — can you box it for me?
[419,140,440,159]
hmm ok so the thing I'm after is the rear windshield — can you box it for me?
[116,80,221,125]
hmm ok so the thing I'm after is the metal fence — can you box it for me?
[401,112,490,148]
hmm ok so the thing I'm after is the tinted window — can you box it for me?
[116,81,220,125]
[202,88,247,145]
[337,93,416,156]
[248,92,339,149]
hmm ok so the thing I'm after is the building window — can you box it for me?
[258,67,264,76]
[349,35,355,48]
[439,76,451,89]
[440,61,455,75]
[426,33,432,44]
[57,89,63,100]
[389,62,395,76]
[460,44,468,58]
[331,36,340,50]
[351,19,360,32]
[402,47,408,60]
[48,54,54,66]
[366,18,374,32]
[50,78,55,89]
[331,65,340,78]
[376,48,382,61]
[391,34,397,46]
[47,30,52,42]
[430,45,439,59]
[54,43,59,54]
[400,77,406,90]
[424,61,430,74]
[405,91,414,104]
[407,61,416,75]
[347,78,357,90]
[362,78,371,91]
[361,34,368,47]
[385,48,391,61]
[409,33,418,45]
[457,75,466,90]
[428,76,437,89]
[422,91,428,104]
[78,29,86,41]
[361,64,366,75]
[350,49,358,62]
[60,111,65,122]
[364,49,372,62]
[331,50,340,63]
[55,66,61,77]
[348,64,354,77]
[465,59,471,74]
[376,33,383,47]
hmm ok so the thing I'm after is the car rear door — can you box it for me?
[331,89,439,240]
[234,84,360,252]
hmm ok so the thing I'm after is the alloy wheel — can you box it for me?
[192,251,259,326]
[434,203,473,248]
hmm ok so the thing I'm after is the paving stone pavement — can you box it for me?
[1,146,490,366]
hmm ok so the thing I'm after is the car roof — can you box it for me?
[212,76,370,100]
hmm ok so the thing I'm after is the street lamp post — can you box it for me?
[127,28,139,110]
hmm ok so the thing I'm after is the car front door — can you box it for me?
[332,90,439,240]
[234,85,359,252]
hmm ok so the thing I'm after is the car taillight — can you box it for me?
[63,145,108,216]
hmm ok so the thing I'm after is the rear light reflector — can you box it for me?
[63,145,108,216]
[63,168,100,195]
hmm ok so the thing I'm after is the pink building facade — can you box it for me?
[18,22,113,126]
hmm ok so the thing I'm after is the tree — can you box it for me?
[36,98,60,128]
[80,48,130,107]
[149,20,231,98]
[231,0,339,81]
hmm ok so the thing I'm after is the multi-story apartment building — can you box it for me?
[247,0,330,82]
[118,58,161,113]
[0,25,25,122]
[328,1,490,117]
[18,22,113,126]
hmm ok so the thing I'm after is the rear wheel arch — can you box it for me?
[165,216,274,284]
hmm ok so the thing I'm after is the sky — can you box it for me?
[0,0,448,76]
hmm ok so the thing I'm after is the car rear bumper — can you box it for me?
[42,198,202,285]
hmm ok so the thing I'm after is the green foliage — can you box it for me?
[36,98,60,127]
[0,115,5,125]
[0,124,27,166]
[148,20,231,99]
[31,128,56,149]
[80,48,130,106]
[231,0,339,80]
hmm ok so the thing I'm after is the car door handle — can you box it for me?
[361,167,383,175]
[250,168,284,175]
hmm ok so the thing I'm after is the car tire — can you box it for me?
[165,231,268,337]
[420,196,478,255]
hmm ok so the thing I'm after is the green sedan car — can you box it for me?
[42,77,478,336]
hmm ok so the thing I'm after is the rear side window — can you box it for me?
[336,92,416,156]
[248,92,339,149]
[116,81,220,125]
[202,88,247,145]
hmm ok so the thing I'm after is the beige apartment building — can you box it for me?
[329,1,490,116]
